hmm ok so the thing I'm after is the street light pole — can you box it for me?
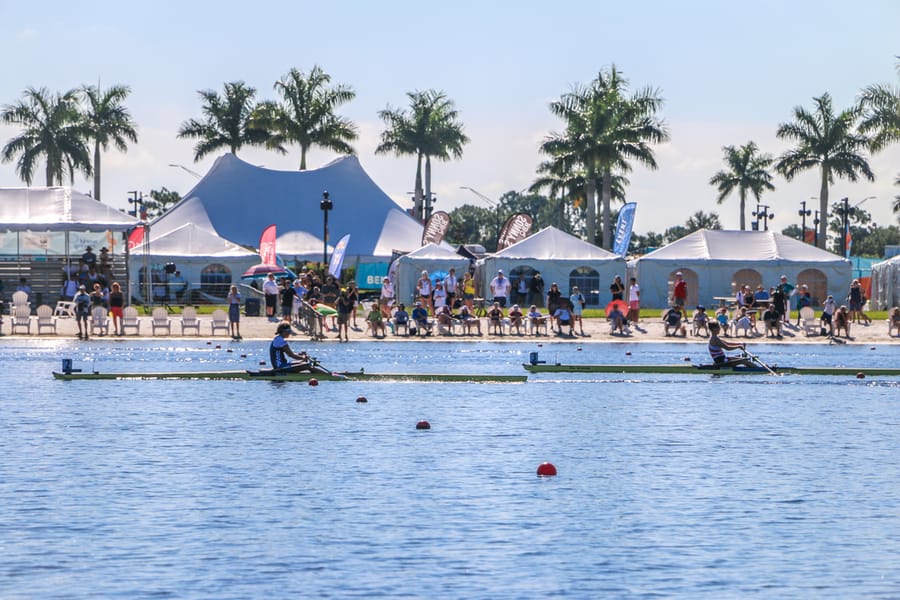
[839,196,875,257]
[167,163,202,179]
[752,203,774,231]
[813,210,821,247]
[798,200,812,242]
[320,190,333,268]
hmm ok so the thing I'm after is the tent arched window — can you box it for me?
[509,265,537,305]
[569,267,600,307]
[798,268,827,306]
[201,264,232,298]
[731,268,762,296]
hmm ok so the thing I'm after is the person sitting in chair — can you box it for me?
[508,304,525,335]
[732,307,754,337]
[833,305,851,338]
[692,305,710,337]
[553,302,575,336]
[607,304,630,335]
[435,304,457,335]
[366,302,386,337]
[457,304,482,335]
[527,305,547,335]
[662,306,686,337]
[411,301,432,336]
[392,303,410,335]
[889,307,900,337]
[762,303,782,338]
[488,301,505,335]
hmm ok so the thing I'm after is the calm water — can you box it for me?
[1,339,899,598]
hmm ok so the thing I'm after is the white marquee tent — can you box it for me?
[0,187,138,233]
[869,254,900,310]
[391,243,470,306]
[479,226,626,306]
[128,222,259,301]
[635,229,852,308]
[150,153,424,263]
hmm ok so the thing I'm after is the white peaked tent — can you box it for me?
[128,223,259,301]
[150,154,424,262]
[869,255,900,310]
[479,226,626,306]
[0,187,138,232]
[392,243,470,306]
[635,229,852,308]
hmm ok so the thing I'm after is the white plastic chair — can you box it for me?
[799,306,818,336]
[180,306,201,336]
[53,300,75,318]
[11,290,29,311]
[121,306,141,335]
[210,309,229,336]
[90,306,110,336]
[10,304,32,334]
[36,304,57,335]
[150,307,171,336]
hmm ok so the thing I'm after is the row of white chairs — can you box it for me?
[6,305,233,336]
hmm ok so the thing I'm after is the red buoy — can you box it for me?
[226,348,233,353]
[206,341,212,345]
[215,345,221,349]
[536,462,557,477]
[259,361,266,366]
[240,354,247,358]
[625,351,632,356]
[856,372,865,379]
[356,396,367,403]
[416,420,431,430]
[309,378,319,386]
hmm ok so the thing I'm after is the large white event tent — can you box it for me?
[128,222,259,301]
[391,243,470,306]
[635,229,852,308]
[150,153,424,263]
[869,254,900,310]
[478,226,626,306]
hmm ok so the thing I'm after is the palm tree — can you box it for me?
[1,87,91,186]
[775,93,874,250]
[177,81,270,161]
[257,66,357,170]
[685,210,722,232]
[543,66,668,248]
[376,90,468,221]
[709,142,775,230]
[80,83,138,201]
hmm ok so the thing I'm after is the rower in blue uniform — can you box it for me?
[270,323,310,370]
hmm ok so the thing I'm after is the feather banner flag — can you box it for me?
[259,224,277,264]
[329,234,351,278]
[612,202,637,256]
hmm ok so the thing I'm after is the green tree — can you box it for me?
[177,81,270,161]
[775,93,874,250]
[256,66,357,170]
[542,66,668,248]
[445,204,496,250]
[79,83,138,201]
[686,210,722,232]
[709,141,775,230]
[143,187,182,219]
[377,90,468,221]
[1,87,91,185]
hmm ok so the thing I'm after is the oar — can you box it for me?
[743,348,778,376]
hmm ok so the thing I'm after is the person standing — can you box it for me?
[380,276,395,318]
[73,284,91,340]
[461,271,476,311]
[346,281,360,329]
[529,272,545,307]
[848,279,871,325]
[432,281,447,312]
[335,288,354,342]
[416,271,433,315]
[569,286,586,336]
[280,279,296,323]
[795,284,812,325]
[489,270,511,308]
[610,275,625,302]
[627,277,641,323]
[443,268,458,308]
[108,281,125,336]
[262,273,279,320]
[820,294,836,336]
[672,272,687,319]
[777,275,795,325]
[80,246,97,271]
[514,274,529,306]
[227,285,242,339]
[291,278,308,325]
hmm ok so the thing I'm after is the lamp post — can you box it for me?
[813,210,821,247]
[752,203,774,231]
[320,190,333,268]
[798,200,812,242]
[838,196,875,257]
[167,163,202,179]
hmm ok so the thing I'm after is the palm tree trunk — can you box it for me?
[584,174,597,244]
[93,142,102,201]
[413,153,424,221]
[818,171,829,250]
[739,189,746,231]
[299,145,307,171]
[424,155,432,221]
[601,173,612,249]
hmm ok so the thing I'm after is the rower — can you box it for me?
[270,323,310,370]
[707,321,751,368]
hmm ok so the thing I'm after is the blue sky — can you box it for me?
[2,0,898,235]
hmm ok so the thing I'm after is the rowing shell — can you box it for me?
[522,363,900,376]
[52,369,527,383]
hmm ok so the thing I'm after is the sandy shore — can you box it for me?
[2,311,896,345]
